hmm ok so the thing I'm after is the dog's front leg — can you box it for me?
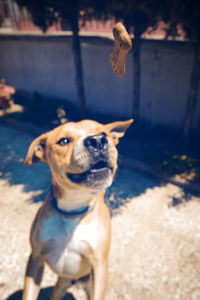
[90,261,108,300]
[22,253,44,300]
[50,277,72,300]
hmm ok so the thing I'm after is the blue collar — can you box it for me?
[50,194,95,217]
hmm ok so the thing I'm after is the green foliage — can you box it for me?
[146,151,200,182]
[103,0,162,35]
[15,0,110,32]
[158,0,200,42]
[16,0,56,31]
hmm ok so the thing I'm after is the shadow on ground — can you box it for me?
[0,125,51,202]
[6,288,74,300]
[0,125,159,210]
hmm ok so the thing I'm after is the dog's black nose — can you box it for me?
[84,133,108,152]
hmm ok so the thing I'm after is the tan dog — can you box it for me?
[23,119,133,300]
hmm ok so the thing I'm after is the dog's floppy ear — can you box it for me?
[24,133,48,166]
[105,119,133,145]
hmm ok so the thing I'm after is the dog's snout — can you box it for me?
[84,133,108,152]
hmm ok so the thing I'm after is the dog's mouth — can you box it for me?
[67,161,113,184]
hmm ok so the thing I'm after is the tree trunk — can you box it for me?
[183,42,200,141]
[70,12,86,114]
[132,31,141,123]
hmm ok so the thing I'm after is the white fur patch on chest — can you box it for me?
[38,214,98,277]
[72,218,99,251]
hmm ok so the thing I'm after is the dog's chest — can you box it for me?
[37,214,99,278]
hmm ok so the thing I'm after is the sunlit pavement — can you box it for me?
[0,125,200,300]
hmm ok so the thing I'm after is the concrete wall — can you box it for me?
[0,34,199,129]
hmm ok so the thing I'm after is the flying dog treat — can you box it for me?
[110,22,132,77]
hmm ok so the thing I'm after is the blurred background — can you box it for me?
[0,0,199,186]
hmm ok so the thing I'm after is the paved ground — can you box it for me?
[0,125,200,300]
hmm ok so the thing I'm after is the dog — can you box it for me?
[23,119,133,300]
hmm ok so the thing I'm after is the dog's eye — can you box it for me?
[57,138,71,146]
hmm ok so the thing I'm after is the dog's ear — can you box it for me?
[105,119,133,145]
[24,133,48,166]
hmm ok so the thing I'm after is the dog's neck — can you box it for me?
[52,181,99,212]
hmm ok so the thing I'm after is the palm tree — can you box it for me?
[159,0,200,142]
[16,0,86,113]
[105,0,161,123]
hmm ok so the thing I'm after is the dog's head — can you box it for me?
[24,119,133,192]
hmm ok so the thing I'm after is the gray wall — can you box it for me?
[0,34,199,129]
